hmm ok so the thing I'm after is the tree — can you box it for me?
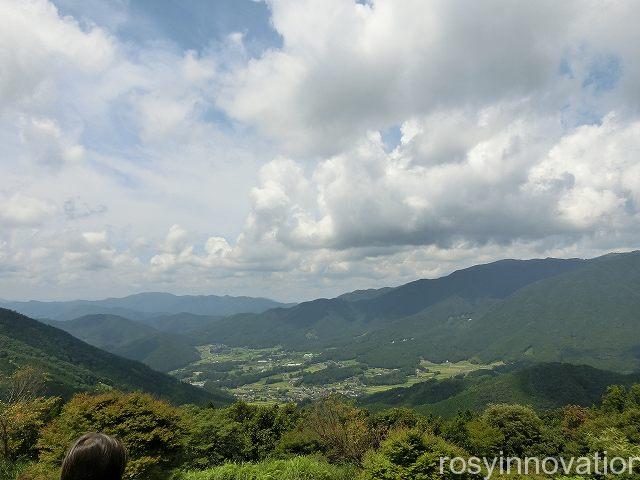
[0,367,46,405]
[35,391,184,480]
[361,429,478,480]
[182,401,301,469]
[469,404,544,457]
[601,385,627,413]
[301,396,376,464]
[0,367,56,463]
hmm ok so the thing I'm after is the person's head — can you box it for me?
[61,432,127,480]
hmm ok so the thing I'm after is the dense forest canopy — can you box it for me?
[3,365,640,480]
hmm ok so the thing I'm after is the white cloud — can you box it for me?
[217,0,580,155]
[1,0,640,301]
[0,0,114,109]
[82,230,107,246]
[0,193,57,227]
[230,108,640,255]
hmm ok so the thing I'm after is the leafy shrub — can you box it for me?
[183,402,300,469]
[176,457,357,480]
[296,397,376,464]
[467,404,544,457]
[33,391,184,480]
[361,429,477,480]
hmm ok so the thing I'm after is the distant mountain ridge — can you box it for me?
[187,256,586,354]
[8,251,640,379]
[1,292,292,321]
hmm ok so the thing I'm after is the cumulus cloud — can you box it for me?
[229,108,640,254]
[216,0,581,155]
[0,0,115,108]
[2,0,640,301]
[0,193,57,227]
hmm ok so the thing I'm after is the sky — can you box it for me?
[1,0,640,302]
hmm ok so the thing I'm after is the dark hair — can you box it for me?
[61,432,127,480]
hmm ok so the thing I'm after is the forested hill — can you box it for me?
[0,308,232,405]
[186,257,586,349]
[460,251,640,371]
[186,251,640,372]
[360,362,640,415]
[44,314,200,372]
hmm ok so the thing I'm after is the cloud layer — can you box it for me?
[1,0,640,301]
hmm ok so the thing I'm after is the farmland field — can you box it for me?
[171,344,501,403]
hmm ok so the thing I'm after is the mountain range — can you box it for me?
[183,251,640,372]
[18,251,640,373]
[0,292,290,321]
[4,250,640,411]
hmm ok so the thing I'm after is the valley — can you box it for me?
[171,344,501,403]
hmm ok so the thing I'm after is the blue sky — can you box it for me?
[1,0,640,301]
[56,0,281,53]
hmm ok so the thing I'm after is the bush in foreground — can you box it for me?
[176,456,357,480]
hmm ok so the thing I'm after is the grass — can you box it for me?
[420,359,503,379]
[176,457,357,480]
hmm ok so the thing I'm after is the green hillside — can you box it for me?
[462,251,640,371]
[361,362,640,416]
[0,308,232,405]
[138,312,220,333]
[189,257,585,353]
[47,314,200,371]
[184,252,640,372]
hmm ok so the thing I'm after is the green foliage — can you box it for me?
[13,379,640,480]
[183,402,300,469]
[469,404,544,457]
[0,459,31,480]
[360,429,475,480]
[286,397,377,465]
[35,391,185,480]
[601,385,628,413]
[176,457,357,480]
[0,398,59,463]
[300,365,365,386]
[368,408,429,435]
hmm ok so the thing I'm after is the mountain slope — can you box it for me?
[1,292,291,321]
[138,312,221,334]
[189,257,587,360]
[462,251,640,371]
[361,363,640,416]
[185,252,640,372]
[46,315,200,371]
[0,308,232,405]
[356,257,586,320]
